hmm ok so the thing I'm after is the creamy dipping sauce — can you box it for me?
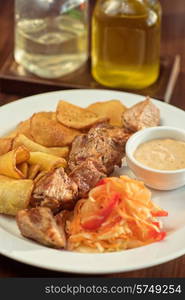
[134,139,185,170]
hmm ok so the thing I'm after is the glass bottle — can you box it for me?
[14,0,88,79]
[91,0,161,89]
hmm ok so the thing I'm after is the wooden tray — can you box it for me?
[0,47,175,100]
[0,0,179,101]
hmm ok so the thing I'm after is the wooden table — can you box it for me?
[0,0,185,278]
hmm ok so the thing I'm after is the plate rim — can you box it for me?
[0,88,185,274]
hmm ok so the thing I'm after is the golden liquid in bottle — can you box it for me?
[92,0,161,89]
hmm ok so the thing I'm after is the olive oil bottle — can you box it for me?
[91,0,161,89]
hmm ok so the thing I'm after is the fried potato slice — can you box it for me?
[4,129,18,139]
[0,146,30,179]
[0,175,33,216]
[28,152,67,171]
[16,118,33,139]
[56,100,107,130]
[30,112,80,147]
[0,138,13,155]
[32,111,56,120]
[5,118,33,140]
[51,112,57,121]
[87,100,127,127]
[13,134,69,158]
[5,113,54,140]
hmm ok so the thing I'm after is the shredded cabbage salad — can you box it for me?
[67,176,168,253]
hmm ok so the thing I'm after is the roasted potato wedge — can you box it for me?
[28,152,67,171]
[17,162,29,178]
[28,164,41,179]
[0,146,30,179]
[13,134,69,158]
[0,175,33,216]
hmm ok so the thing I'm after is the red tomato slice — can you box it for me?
[149,229,166,241]
[95,178,107,186]
[81,193,121,231]
[152,210,168,217]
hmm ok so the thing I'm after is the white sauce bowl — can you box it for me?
[126,126,185,190]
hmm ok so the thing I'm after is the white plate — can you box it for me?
[0,89,185,274]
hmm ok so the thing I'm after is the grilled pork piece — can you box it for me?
[68,124,129,174]
[31,124,128,213]
[67,134,87,170]
[69,158,106,198]
[32,167,78,212]
[16,207,66,248]
[123,98,160,132]
[31,160,105,211]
